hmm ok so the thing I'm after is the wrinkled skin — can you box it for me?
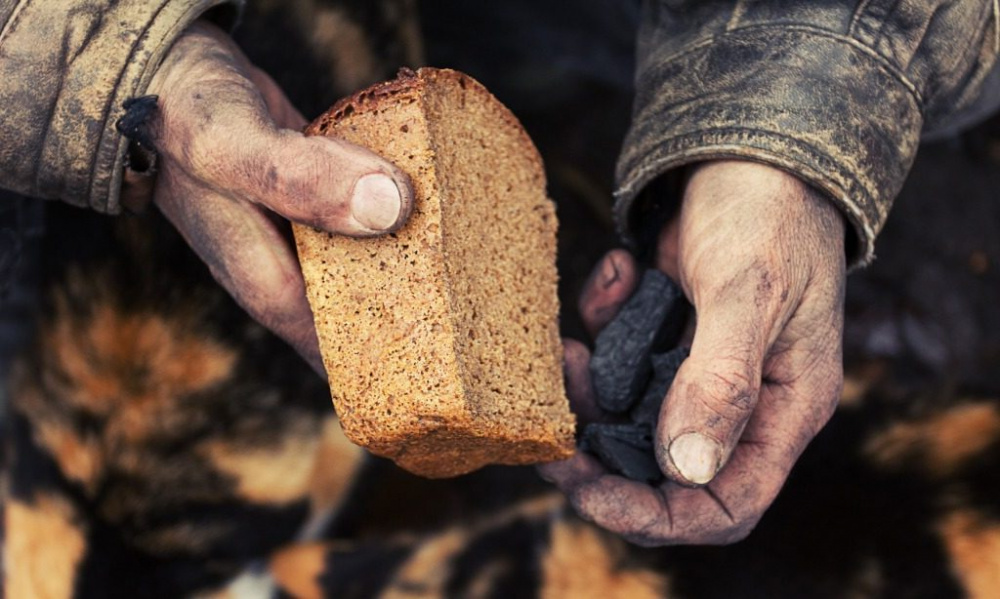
[128,21,415,373]
[542,161,846,546]
[134,19,845,547]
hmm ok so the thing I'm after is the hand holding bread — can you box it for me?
[294,68,575,477]
[136,20,415,373]
[143,26,573,478]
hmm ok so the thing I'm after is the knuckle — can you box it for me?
[807,399,839,442]
[186,127,272,196]
[269,141,350,224]
[750,258,788,303]
[571,479,666,539]
[272,142,320,194]
[172,99,283,201]
[698,363,760,416]
[706,258,788,309]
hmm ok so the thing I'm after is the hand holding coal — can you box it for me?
[583,269,690,482]
[589,269,688,413]
[543,164,846,546]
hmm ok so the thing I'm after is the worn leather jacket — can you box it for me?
[616,1,999,266]
[0,0,997,268]
[0,0,242,214]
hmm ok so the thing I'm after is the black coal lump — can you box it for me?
[581,423,662,484]
[590,269,686,413]
[630,346,690,427]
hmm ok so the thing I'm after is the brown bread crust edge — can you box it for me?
[295,67,574,477]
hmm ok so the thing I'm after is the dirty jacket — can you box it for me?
[614,1,999,266]
[0,0,242,215]
[0,0,997,267]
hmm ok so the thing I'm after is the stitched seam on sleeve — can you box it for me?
[619,128,871,207]
[725,0,750,31]
[847,0,876,38]
[92,0,234,213]
[938,1,994,84]
[615,129,880,266]
[0,0,29,46]
[646,24,924,108]
[85,0,170,208]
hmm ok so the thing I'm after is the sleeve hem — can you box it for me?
[95,0,241,214]
[613,129,877,269]
[614,26,924,270]
[0,0,242,213]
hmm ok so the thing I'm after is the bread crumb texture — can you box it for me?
[293,68,574,477]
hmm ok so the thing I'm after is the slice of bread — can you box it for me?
[293,68,575,478]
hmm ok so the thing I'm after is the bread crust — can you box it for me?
[294,68,574,478]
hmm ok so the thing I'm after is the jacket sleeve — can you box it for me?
[614,0,999,266]
[0,0,243,214]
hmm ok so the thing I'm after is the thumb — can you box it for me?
[227,131,415,236]
[148,20,415,237]
[655,292,772,486]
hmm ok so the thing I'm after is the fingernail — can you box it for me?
[668,432,722,485]
[351,173,402,230]
[599,255,621,288]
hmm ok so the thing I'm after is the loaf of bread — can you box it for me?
[293,68,575,478]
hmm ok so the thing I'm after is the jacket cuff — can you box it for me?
[0,0,242,214]
[614,27,924,268]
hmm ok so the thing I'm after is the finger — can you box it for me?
[568,450,766,546]
[568,360,840,546]
[538,451,608,490]
[257,132,416,237]
[149,24,414,237]
[154,172,325,375]
[541,451,732,546]
[161,74,414,236]
[655,266,792,486]
[669,344,842,542]
[577,249,639,339]
[562,339,606,425]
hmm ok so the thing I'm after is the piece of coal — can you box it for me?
[581,422,662,483]
[590,269,686,413]
[630,346,690,427]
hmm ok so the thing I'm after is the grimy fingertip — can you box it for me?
[349,172,406,232]
[666,431,723,485]
[578,249,639,338]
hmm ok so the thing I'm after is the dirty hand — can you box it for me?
[543,160,845,545]
[132,20,413,373]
